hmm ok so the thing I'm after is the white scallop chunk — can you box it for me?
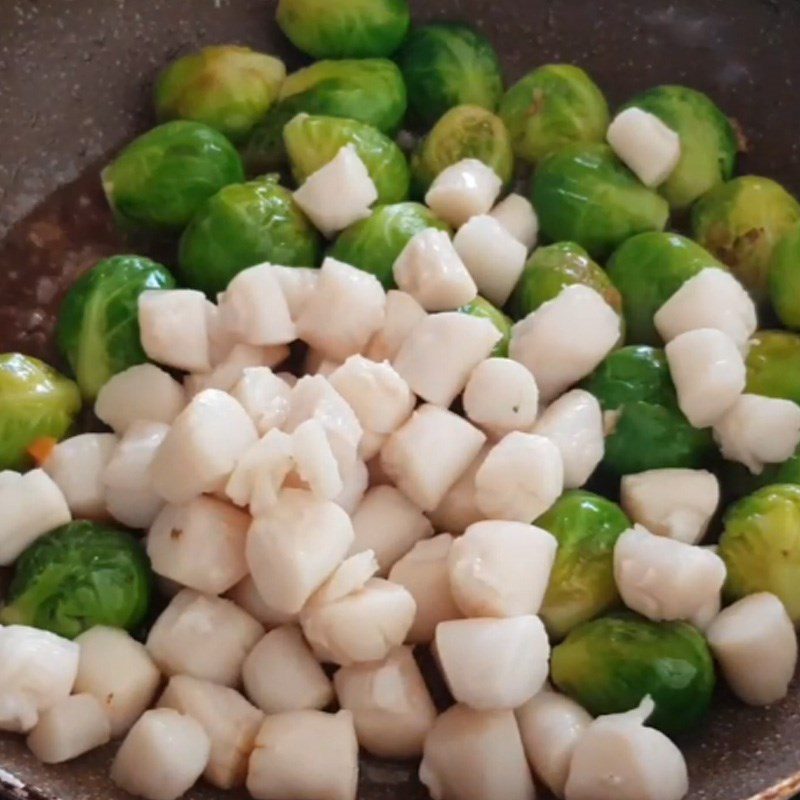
[150,389,258,504]
[230,367,292,434]
[420,705,535,800]
[394,312,502,407]
[95,363,185,433]
[691,593,722,632]
[425,159,503,229]
[238,264,318,322]
[296,257,386,361]
[139,289,211,372]
[393,229,478,311]
[312,550,380,606]
[606,107,681,187]
[292,418,344,501]
[448,520,558,618]
[620,468,720,545]
[246,710,358,800]
[334,646,437,759]
[74,626,161,737]
[510,285,621,402]
[205,300,239,366]
[475,432,564,522]
[654,268,757,351]
[614,525,727,622]
[225,428,294,513]
[146,589,263,686]
[435,616,550,710]
[564,696,688,800]
[533,390,604,489]
[427,446,490,534]
[454,215,528,307]
[226,576,297,629]
[713,393,800,474]
[293,145,378,237]
[490,193,539,250]
[380,405,487,512]
[111,708,210,800]
[184,343,289,397]
[334,457,369,514]
[516,689,592,799]
[157,675,264,789]
[665,328,746,428]
[364,289,428,361]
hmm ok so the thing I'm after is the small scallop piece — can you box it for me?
[533,390,604,489]
[614,525,727,623]
[510,285,621,402]
[226,576,297,629]
[475,432,564,522]
[490,193,539,251]
[393,229,478,312]
[425,159,503,229]
[265,265,320,320]
[230,367,292,434]
[706,592,798,706]
[435,616,550,710]
[184,343,289,398]
[364,289,428,361]
[311,551,380,607]
[448,520,558,618]
[111,708,211,800]
[427,446,490,534]
[333,457,369,515]
[665,327,746,428]
[564,696,688,800]
[225,428,294,513]
[620,468,720,545]
[292,418,344,501]
[420,704,535,800]
[713,393,800,474]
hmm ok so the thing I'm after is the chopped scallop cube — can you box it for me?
[226,576,297,629]
[364,290,428,361]
[265,265,320,320]
[427,446,490,534]
[292,418,344,501]
[490,193,539,250]
[230,367,292,434]
[225,428,294,513]
[184,343,289,398]
[334,457,369,514]
[312,551,380,606]
[425,159,503,229]
[606,107,681,187]
[360,430,387,461]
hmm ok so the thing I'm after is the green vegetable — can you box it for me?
[621,85,737,211]
[0,521,153,639]
[499,64,609,164]
[458,296,512,357]
[242,108,291,175]
[56,256,175,401]
[397,23,503,127]
[606,232,724,345]
[770,222,800,330]
[531,143,669,260]
[276,0,410,58]
[720,449,800,503]
[719,484,800,623]
[284,113,409,204]
[101,121,244,232]
[536,491,630,639]
[328,202,449,287]
[0,354,81,471]
[551,613,715,734]
[410,105,513,196]
[745,331,800,406]
[178,176,321,295]
[154,46,286,144]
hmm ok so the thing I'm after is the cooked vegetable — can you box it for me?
[721,448,800,502]
[459,296,512,357]
[745,330,800,406]
[770,222,800,329]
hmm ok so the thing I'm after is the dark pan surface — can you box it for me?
[2,1,800,798]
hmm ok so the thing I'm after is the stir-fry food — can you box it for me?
[2,3,800,800]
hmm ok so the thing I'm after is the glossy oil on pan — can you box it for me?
[1,0,800,799]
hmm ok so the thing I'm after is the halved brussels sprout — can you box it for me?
[397,23,504,127]
[621,85,738,211]
[458,296,512,357]
[745,330,800,406]
[770,222,800,330]
[57,256,176,401]
[499,64,609,164]
[0,354,81,471]
[536,490,631,639]
[551,613,715,734]
[178,176,322,295]
[276,0,410,58]
[531,144,669,260]
[284,113,410,204]
[101,121,244,232]
[154,45,286,143]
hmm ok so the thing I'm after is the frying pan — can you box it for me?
[1,0,800,798]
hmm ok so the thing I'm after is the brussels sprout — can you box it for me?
[284,113,410,204]
[551,613,715,733]
[242,108,290,175]
[102,121,244,232]
[770,222,800,329]
[719,484,800,623]
[621,85,738,211]
[499,64,609,164]
[178,176,322,295]
[606,232,724,345]
[531,144,669,260]
[745,330,800,406]
[0,354,81,471]
[56,256,175,401]
[276,0,410,58]
[0,521,153,639]
[721,449,800,503]
[458,296,512,357]
[409,105,513,196]
[154,46,286,144]
[535,490,630,639]
[397,23,504,127]
[328,202,449,287]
